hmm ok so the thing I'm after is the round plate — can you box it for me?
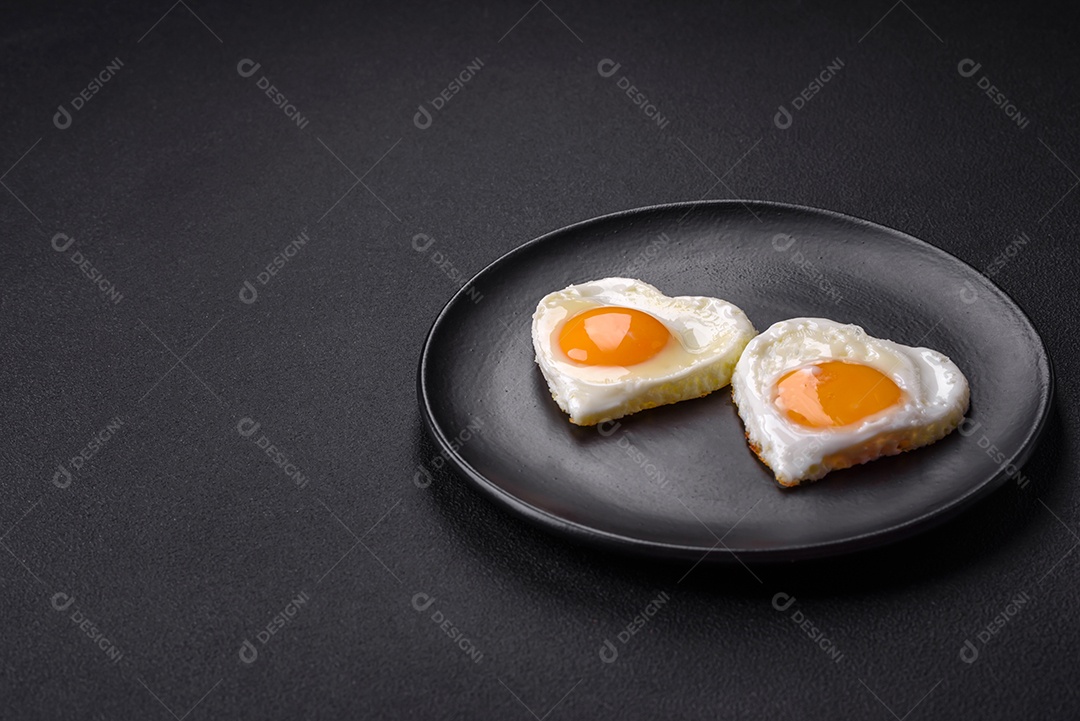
[417,201,1053,562]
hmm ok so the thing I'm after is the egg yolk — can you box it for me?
[558,307,671,366]
[775,361,903,428]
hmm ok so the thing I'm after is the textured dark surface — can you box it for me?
[1,1,1077,719]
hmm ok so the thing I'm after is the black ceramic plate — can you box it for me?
[417,201,1052,562]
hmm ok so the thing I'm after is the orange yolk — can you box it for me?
[775,361,903,429]
[558,307,671,366]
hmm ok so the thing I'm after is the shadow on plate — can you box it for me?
[412,405,1062,603]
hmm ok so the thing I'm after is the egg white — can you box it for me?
[731,317,970,486]
[532,277,756,426]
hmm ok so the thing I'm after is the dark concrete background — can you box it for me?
[2,1,1077,718]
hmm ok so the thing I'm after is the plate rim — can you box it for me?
[416,199,1055,562]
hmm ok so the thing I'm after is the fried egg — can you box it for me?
[731,318,969,486]
[532,277,756,426]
